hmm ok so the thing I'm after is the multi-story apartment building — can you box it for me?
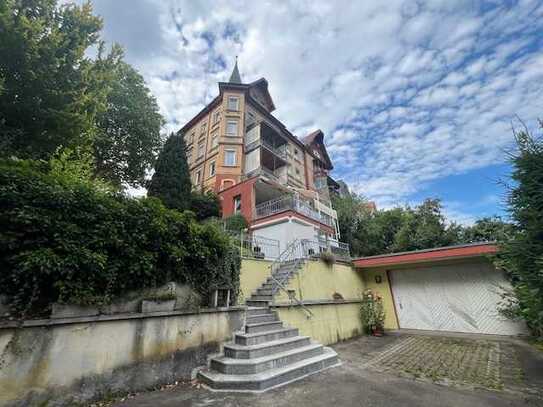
[179,61,342,252]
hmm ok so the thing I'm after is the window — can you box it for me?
[224,149,236,166]
[294,148,299,156]
[209,161,216,176]
[226,120,238,136]
[201,122,207,135]
[295,167,301,177]
[211,131,219,149]
[186,146,193,164]
[233,195,242,214]
[227,96,239,111]
[198,141,205,159]
[213,110,221,124]
[245,111,256,130]
[187,132,195,144]
[195,170,201,184]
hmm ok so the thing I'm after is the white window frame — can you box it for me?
[213,110,221,124]
[201,122,207,135]
[198,142,205,159]
[195,170,201,184]
[211,131,219,149]
[209,161,216,176]
[224,149,237,166]
[233,195,242,214]
[186,146,193,164]
[227,96,239,111]
[226,120,238,137]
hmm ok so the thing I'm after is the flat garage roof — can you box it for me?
[353,242,498,269]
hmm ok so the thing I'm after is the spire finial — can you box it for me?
[229,56,242,84]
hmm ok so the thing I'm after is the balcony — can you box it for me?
[246,138,287,161]
[254,195,334,227]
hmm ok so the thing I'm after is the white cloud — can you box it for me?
[79,0,543,215]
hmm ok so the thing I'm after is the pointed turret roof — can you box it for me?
[229,57,242,84]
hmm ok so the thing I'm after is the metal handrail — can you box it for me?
[268,239,314,319]
[255,195,334,227]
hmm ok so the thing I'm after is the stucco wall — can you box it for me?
[275,302,363,346]
[0,308,244,407]
[239,259,273,302]
[275,260,365,303]
[272,260,366,345]
[360,269,399,330]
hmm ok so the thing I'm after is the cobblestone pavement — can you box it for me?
[359,335,534,394]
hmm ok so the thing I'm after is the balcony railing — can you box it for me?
[255,195,334,227]
[245,138,287,160]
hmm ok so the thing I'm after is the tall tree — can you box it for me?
[498,121,543,337]
[393,199,460,252]
[93,53,164,188]
[147,132,192,211]
[462,216,514,243]
[0,0,105,158]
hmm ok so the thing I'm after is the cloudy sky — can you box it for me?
[77,0,542,224]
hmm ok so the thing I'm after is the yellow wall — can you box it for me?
[239,259,273,303]
[275,302,363,346]
[360,269,399,330]
[271,260,367,345]
[275,260,365,303]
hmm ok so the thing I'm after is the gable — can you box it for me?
[248,79,275,112]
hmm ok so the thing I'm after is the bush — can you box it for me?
[224,213,248,232]
[319,251,336,266]
[0,158,240,317]
[360,289,385,334]
[191,191,221,221]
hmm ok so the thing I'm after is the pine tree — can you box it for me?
[498,121,543,337]
[147,132,192,211]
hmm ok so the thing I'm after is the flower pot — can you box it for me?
[140,299,175,313]
[372,327,384,337]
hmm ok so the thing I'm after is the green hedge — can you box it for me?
[0,159,240,317]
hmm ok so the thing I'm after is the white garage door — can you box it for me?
[389,262,527,335]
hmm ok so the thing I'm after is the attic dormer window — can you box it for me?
[227,96,239,111]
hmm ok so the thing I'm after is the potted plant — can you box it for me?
[360,289,385,336]
[320,251,336,266]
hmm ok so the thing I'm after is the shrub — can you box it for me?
[191,191,221,221]
[319,251,336,266]
[0,158,240,318]
[360,289,385,334]
[224,213,248,232]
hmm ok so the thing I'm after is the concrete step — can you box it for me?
[246,307,270,317]
[245,321,283,334]
[224,336,311,359]
[198,347,339,392]
[256,288,273,296]
[210,343,324,375]
[235,327,298,346]
[246,299,270,307]
[246,313,278,324]
[249,294,273,301]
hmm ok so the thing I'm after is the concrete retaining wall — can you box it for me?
[0,308,244,407]
[270,260,366,345]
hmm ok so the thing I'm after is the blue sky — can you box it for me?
[70,0,543,224]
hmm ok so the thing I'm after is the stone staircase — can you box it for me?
[198,259,340,392]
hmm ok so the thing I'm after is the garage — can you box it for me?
[355,243,528,336]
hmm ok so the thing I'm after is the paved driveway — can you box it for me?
[109,333,543,407]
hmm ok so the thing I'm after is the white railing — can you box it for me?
[255,195,334,227]
[268,239,314,318]
[224,230,280,260]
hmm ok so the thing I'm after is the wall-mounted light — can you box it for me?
[375,275,382,284]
